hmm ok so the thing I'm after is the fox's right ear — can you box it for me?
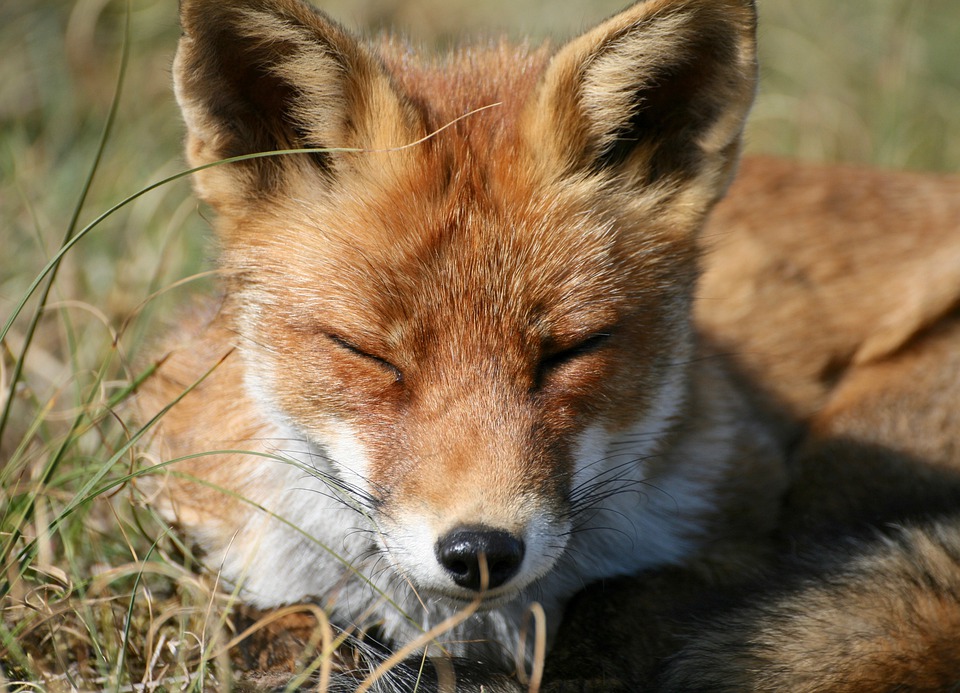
[175,0,420,210]
[526,0,757,204]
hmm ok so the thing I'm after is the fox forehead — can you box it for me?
[232,158,681,356]
[377,37,553,135]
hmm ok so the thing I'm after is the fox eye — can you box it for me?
[329,334,403,382]
[537,332,611,383]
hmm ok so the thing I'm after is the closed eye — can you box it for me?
[536,332,612,385]
[329,334,403,382]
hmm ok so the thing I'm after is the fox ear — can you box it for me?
[527,0,757,194]
[175,0,419,208]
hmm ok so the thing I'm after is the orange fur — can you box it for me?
[137,0,960,689]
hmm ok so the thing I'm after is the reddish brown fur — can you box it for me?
[627,160,960,691]
[699,156,960,425]
[138,0,960,689]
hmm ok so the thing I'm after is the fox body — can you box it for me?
[543,157,960,690]
[663,157,960,691]
[139,0,960,688]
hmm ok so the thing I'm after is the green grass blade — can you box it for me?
[0,0,131,446]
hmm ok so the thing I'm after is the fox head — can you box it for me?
[173,0,756,614]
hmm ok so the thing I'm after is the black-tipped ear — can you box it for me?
[175,0,419,207]
[527,0,757,191]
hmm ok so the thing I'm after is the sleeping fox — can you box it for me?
[138,0,960,689]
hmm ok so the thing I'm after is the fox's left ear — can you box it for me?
[527,0,757,198]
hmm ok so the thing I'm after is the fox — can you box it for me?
[137,0,960,689]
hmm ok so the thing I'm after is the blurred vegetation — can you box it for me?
[1,0,957,688]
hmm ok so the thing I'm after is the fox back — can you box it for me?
[139,0,783,673]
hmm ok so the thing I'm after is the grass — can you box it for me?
[1,0,957,689]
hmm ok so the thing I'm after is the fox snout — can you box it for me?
[370,433,572,601]
[435,526,526,591]
[381,507,562,604]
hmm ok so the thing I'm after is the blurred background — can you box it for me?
[0,0,957,686]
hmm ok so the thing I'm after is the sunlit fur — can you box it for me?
[138,0,783,677]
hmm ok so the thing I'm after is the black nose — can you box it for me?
[435,526,525,591]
